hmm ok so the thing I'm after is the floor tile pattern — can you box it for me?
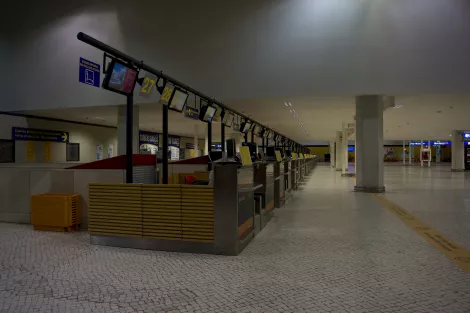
[1,165,470,312]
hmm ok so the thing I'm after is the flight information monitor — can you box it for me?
[103,59,138,96]
[222,112,235,127]
[200,105,217,122]
[168,88,189,112]
[240,121,252,133]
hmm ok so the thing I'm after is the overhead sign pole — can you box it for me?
[76,32,301,147]
[162,104,169,184]
[126,94,133,183]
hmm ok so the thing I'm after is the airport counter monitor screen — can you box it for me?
[103,60,138,96]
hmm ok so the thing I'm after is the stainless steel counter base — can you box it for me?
[90,235,214,254]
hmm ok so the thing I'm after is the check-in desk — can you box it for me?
[299,159,304,181]
[253,162,275,229]
[274,162,285,208]
[284,160,291,195]
[291,159,298,190]
[213,163,255,255]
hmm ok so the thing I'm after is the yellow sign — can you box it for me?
[140,75,156,96]
[44,142,52,161]
[300,153,304,159]
[239,146,252,166]
[374,195,470,272]
[159,83,174,104]
[275,150,282,162]
[26,141,35,162]
[292,153,297,160]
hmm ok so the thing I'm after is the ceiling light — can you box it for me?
[288,102,292,107]
[393,104,403,109]
[289,109,293,113]
[284,102,289,107]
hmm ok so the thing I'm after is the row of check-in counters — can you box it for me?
[213,157,318,255]
[88,157,318,255]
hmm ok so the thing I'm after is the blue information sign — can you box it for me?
[168,135,180,147]
[79,57,100,88]
[139,131,159,145]
[12,127,69,143]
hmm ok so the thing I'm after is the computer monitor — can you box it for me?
[242,142,258,161]
[102,59,138,96]
[226,139,236,158]
[168,88,189,113]
[266,147,275,157]
[285,150,292,157]
[209,151,223,162]
[199,104,217,123]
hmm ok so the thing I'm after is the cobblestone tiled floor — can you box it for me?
[1,165,470,312]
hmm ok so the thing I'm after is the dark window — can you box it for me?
[0,139,15,163]
[66,143,80,162]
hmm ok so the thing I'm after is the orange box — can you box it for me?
[31,194,81,232]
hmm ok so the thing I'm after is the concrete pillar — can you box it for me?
[330,141,336,168]
[403,140,406,165]
[117,105,139,156]
[354,95,386,193]
[451,130,465,171]
[335,131,342,171]
[341,122,349,176]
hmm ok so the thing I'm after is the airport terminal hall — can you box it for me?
[2,1,470,312]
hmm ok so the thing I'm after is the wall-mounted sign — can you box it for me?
[186,143,195,149]
[409,141,451,146]
[107,144,114,158]
[184,106,199,120]
[139,131,159,145]
[159,82,175,105]
[96,144,103,160]
[139,73,157,97]
[168,135,180,147]
[464,133,470,139]
[79,57,100,88]
[12,127,69,143]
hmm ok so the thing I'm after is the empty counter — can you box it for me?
[253,162,275,229]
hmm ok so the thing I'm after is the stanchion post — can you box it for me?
[221,123,225,153]
[162,104,169,184]
[126,95,133,184]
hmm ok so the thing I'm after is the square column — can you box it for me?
[354,95,386,193]
[117,105,139,156]
[329,141,336,168]
[335,131,342,171]
[451,130,465,172]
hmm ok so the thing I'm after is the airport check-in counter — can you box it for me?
[284,160,292,194]
[290,159,298,190]
[213,163,255,255]
[253,162,275,229]
[274,161,285,208]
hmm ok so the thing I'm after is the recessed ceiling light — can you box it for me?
[284,102,289,107]
[393,104,403,109]
[288,102,292,107]
[289,110,293,113]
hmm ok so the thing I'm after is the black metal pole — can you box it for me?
[251,131,254,143]
[162,104,169,184]
[126,95,133,183]
[207,122,212,170]
[262,137,265,154]
[244,133,248,143]
[221,123,225,152]
[77,32,302,147]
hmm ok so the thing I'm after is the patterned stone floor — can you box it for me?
[1,165,470,312]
